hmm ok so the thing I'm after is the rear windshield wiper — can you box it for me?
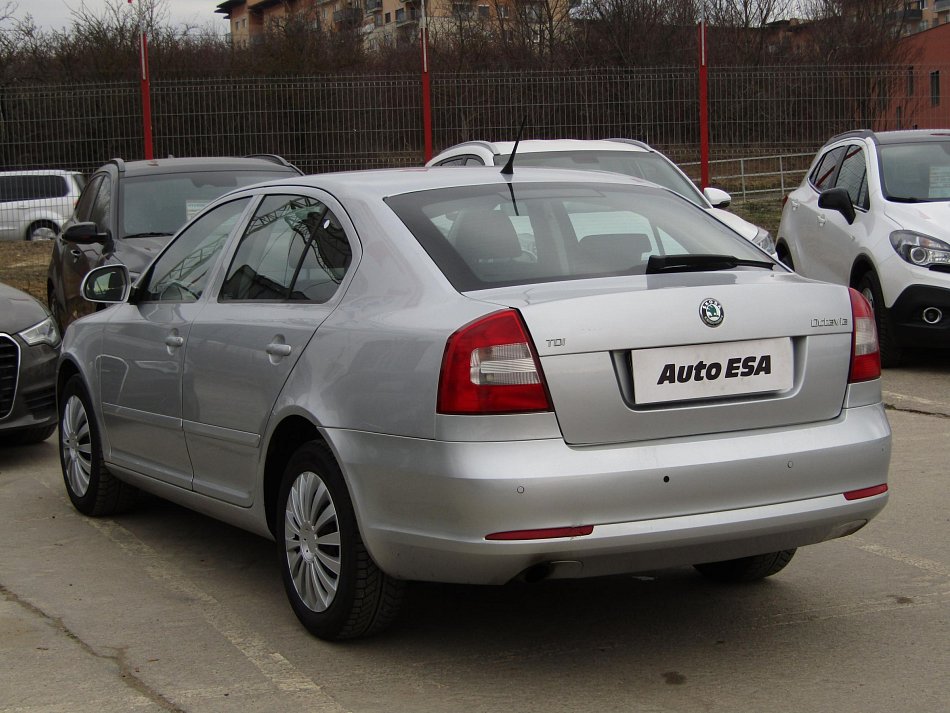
[646,254,775,274]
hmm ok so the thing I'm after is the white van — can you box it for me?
[0,170,85,241]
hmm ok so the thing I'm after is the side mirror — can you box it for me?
[818,187,856,225]
[703,187,732,208]
[64,222,110,245]
[81,264,130,304]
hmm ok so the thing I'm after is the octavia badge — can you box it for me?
[700,298,724,327]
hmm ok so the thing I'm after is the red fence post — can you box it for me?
[140,29,153,161]
[129,0,153,161]
[698,18,709,190]
[420,1,432,163]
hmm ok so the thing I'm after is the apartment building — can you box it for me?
[216,0,555,49]
[901,0,950,34]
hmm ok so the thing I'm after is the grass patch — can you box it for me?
[0,241,53,302]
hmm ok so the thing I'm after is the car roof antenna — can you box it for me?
[500,116,528,176]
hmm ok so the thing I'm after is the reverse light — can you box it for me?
[438,310,552,415]
[486,526,594,541]
[848,288,880,383]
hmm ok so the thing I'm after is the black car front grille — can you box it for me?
[0,335,19,419]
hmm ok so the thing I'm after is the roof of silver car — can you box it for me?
[256,165,658,201]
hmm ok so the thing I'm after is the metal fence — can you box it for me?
[1,65,948,192]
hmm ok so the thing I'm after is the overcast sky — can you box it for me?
[7,0,227,32]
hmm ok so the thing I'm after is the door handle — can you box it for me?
[266,342,292,358]
[816,214,826,227]
[165,334,184,348]
[791,199,799,210]
[70,248,82,258]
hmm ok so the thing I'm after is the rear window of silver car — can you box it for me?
[386,182,767,291]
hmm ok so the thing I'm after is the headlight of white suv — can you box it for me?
[890,230,950,267]
[18,316,61,348]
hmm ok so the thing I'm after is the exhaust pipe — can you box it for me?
[923,307,943,325]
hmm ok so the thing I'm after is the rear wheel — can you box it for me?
[856,271,902,368]
[59,375,138,516]
[694,549,796,583]
[27,221,58,241]
[278,441,405,640]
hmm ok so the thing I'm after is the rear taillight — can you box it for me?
[438,309,552,415]
[848,287,881,382]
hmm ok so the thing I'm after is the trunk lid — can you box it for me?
[468,271,854,445]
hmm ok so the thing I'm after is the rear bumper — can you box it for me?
[330,402,891,585]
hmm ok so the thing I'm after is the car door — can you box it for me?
[182,192,356,506]
[814,143,872,284]
[62,173,114,325]
[788,145,845,280]
[50,173,102,325]
[98,197,253,487]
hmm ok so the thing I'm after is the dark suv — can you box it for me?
[47,155,302,330]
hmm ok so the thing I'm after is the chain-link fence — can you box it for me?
[1,65,947,186]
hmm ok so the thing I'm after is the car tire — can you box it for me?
[694,549,796,583]
[27,221,59,241]
[856,271,902,368]
[59,375,138,516]
[278,441,405,640]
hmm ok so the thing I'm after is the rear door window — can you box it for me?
[220,194,352,303]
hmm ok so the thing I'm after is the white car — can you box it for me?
[427,139,775,253]
[0,170,85,241]
[777,129,950,366]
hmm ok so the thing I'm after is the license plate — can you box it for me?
[632,338,793,405]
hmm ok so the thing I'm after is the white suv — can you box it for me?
[0,170,85,241]
[427,139,775,252]
[777,129,950,366]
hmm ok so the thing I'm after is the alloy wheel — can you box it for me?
[61,395,92,497]
[284,470,342,612]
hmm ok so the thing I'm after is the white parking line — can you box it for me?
[86,520,349,711]
[847,536,950,578]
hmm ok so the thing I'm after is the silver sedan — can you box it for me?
[57,167,891,640]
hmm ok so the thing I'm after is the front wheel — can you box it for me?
[694,549,796,583]
[856,271,902,368]
[278,441,405,640]
[59,375,138,516]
